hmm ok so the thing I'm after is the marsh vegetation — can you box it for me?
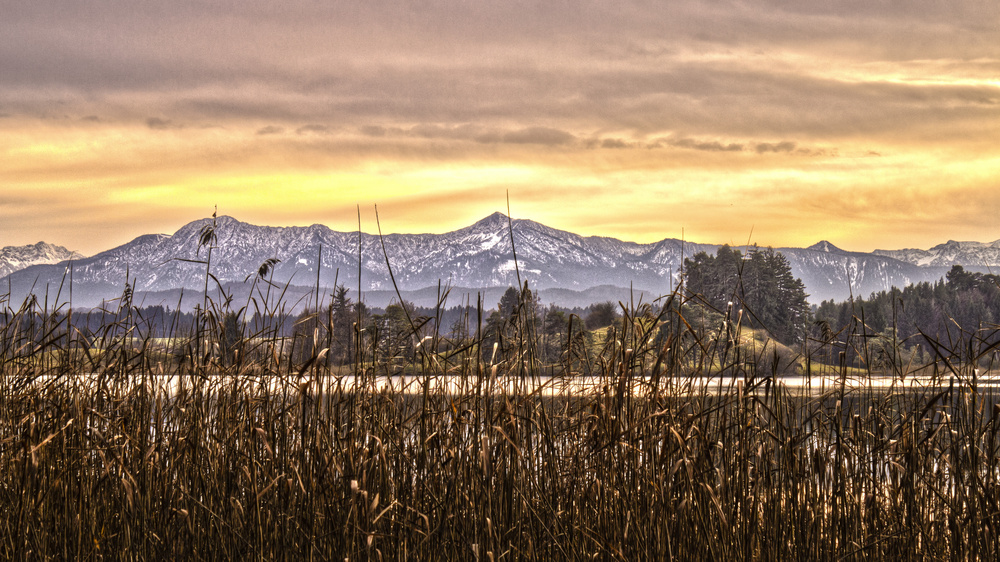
[2,222,999,560]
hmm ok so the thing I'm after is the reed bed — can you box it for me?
[2,283,1000,561]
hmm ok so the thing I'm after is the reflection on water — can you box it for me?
[60,369,1000,398]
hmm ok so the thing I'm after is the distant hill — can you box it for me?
[1,214,996,310]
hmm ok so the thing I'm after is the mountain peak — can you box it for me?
[470,212,511,230]
[933,239,981,250]
[807,241,845,254]
[0,242,85,278]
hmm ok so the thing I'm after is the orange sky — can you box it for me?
[3,1,999,255]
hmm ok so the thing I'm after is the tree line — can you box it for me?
[1,281,633,370]
[812,265,1000,366]
[293,284,627,368]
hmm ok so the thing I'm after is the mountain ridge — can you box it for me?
[2,215,997,310]
[0,242,86,279]
[873,239,1000,268]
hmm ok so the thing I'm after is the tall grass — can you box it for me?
[1,274,999,560]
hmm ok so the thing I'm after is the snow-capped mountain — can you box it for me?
[873,240,1000,268]
[1,213,717,308]
[776,241,953,303]
[0,214,995,310]
[0,242,85,279]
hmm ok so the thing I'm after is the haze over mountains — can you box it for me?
[2,214,998,311]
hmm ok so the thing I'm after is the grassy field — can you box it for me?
[2,283,1000,561]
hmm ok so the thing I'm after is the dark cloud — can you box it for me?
[600,138,630,149]
[500,127,576,146]
[356,122,582,148]
[651,135,827,155]
[296,124,332,135]
[407,123,578,146]
[755,141,797,154]
[410,123,487,140]
[146,117,179,130]
[359,125,387,137]
[3,1,996,98]
[795,147,838,157]
[667,137,744,152]
[2,0,995,151]
[473,131,504,144]
[256,125,284,135]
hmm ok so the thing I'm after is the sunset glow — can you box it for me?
[3,0,999,255]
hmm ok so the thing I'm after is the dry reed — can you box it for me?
[1,273,999,561]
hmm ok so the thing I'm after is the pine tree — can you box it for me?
[683,245,810,344]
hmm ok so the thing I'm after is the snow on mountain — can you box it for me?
[779,245,941,304]
[0,242,85,278]
[1,214,997,310]
[806,241,848,254]
[873,240,1000,268]
[0,214,717,309]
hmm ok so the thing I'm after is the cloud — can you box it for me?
[3,6,996,151]
[600,138,630,149]
[296,124,332,135]
[146,117,180,130]
[652,135,825,156]
[3,0,1000,256]
[667,137,744,152]
[410,123,486,140]
[359,125,388,137]
[500,127,576,146]
[356,123,581,148]
[755,141,797,154]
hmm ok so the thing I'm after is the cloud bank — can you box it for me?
[1,0,998,253]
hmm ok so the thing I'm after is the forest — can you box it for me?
[812,265,1000,368]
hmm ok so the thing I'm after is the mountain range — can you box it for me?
[0,242,85,279]
[2,213,998,311]
[873,240,1000,267]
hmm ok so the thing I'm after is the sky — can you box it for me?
[2,0,999,256]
